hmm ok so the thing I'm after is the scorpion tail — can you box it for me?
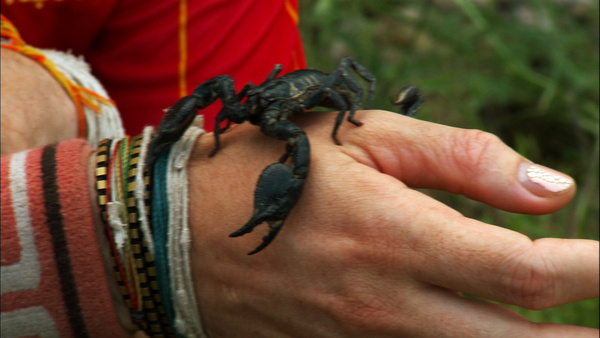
[393,85,424,117]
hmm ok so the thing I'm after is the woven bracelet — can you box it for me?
[1,14,118,140]
[126,135,172,335]
[151,144,177,331]
[96,139,133,308]
[96,135,174,337]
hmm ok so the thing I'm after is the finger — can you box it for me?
[286,151,597,311]
[407,286,599,337]
[377,188,600,309]
[334,110,576,215]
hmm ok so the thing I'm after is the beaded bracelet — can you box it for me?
[96,134,173,337]
[96,138,133,308]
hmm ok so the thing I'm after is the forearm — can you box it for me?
[1,140,135,336]
[0,48,78,154]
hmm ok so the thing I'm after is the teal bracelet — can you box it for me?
[151,145,177,333]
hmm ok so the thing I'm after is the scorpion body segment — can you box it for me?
[146,57,422,254]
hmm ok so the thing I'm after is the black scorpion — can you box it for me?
[146,57,423,254]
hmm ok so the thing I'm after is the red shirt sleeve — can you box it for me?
[3,0,306,134]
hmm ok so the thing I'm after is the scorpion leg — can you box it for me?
[247,64,283,97]
[209,114,229,157]
[208,80,250,157]
[304,87,361,145]
[264,64,283,81]
[330,58,376,127]
[337,57,376,109]
[335,69,366,126]
[304,58,377,145]
[320,89,357,145]
[301,87,351,145]
[236,83,254,101]
[207,81,256,154]
[229,119,309,255]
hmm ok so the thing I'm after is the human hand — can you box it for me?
[187,110,598,337]
[1,48,78,154]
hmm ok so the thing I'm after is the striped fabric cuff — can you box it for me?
[1,139,126,337]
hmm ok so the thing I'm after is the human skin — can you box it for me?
[187,112,598,337]
[1,48,78,155]
[2,48,598,337]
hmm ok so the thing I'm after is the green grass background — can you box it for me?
[299,0,599,328]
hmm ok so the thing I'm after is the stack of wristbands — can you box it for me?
[95,122,207,337]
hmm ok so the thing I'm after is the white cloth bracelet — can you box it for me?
[43,49,125,147]
[166,116,207,337]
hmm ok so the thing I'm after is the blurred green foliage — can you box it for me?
[299,0,598,328]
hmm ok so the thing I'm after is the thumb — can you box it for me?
[341,110,576,215]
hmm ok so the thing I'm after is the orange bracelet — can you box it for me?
[1,14,115,138]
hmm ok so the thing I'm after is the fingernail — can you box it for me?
[519,162,574,197]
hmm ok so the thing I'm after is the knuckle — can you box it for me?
[330,284,398,331]
[450,129,504,176]
[506,243,557,310]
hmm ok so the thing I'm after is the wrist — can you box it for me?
[92,122,207,336]
[88,148,139,334]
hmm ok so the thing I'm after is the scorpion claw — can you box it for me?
[229,162,304,254]
[246,221,284,255]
